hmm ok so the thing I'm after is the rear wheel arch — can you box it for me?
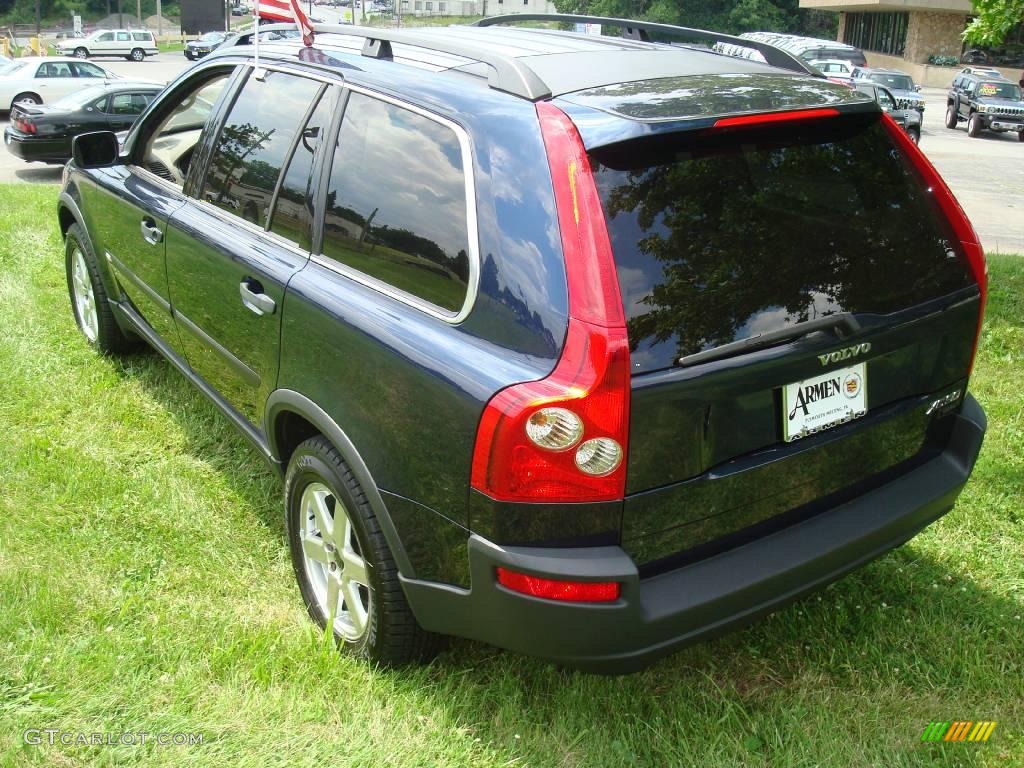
[265,389,416,578]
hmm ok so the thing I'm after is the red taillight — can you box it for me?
[713,108,840,130]
[880,113,987,374]
[496,567,620,602]
[16,119,36,135]
[469,102,630,503]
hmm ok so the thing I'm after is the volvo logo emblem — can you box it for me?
[819,342,871,367]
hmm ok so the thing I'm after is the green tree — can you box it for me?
[964,0,1024,47]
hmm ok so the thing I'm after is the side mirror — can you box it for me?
[72,131,121,168]
[914,85,922,92]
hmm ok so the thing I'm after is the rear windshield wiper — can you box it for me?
[676,313,861,368]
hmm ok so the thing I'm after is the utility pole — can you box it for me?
[225,0,230,31]
[35,0,41,36]
[117,0,124,27]
[157,0,163,36]
[136,0,141,27]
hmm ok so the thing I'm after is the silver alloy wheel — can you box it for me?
[299,481,371,641]
[71,247,98,342]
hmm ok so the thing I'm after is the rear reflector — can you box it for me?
[714,108,840,129]
[879,113,987,374]
[496,567,620,602]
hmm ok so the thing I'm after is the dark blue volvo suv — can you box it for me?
[58,15,988,671]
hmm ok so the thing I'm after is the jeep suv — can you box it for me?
[946,72,1024,140]
[58,15,987,671]
[55,29,158,61]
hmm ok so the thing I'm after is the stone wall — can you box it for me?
[904,10,968,63]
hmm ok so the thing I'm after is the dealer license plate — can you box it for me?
[782,363,867,442]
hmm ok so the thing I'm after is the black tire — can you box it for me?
[967,113,982,137]
[130,48,145,62]
[64,223,134,354]
[1018,131,1024,142]
[907,127,920,145]
[11,92,41,111]
[185,51,194,60]
[285,436,441,665]
[73,47,88,59]
[945,105,958,129]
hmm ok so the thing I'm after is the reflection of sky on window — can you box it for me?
[333,93,467,260]
[225,72,321,174]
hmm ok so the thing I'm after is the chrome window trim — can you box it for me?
[315,81,481,325]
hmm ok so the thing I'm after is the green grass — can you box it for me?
[0,183,1022,767]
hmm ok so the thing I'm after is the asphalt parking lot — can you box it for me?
[1,60,1022,253]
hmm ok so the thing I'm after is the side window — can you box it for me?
[96,32,114,42]
[201,71,322,227]
[132,32,150,42]
[878,89,896,110]
[92,96,110,113]
[48,62,74,78]
[321,92,471,314]
[117,32,131,42]
[72,62,105,78]
[268,90,333,246]
[140,72,230,188]
[110,92,148,115]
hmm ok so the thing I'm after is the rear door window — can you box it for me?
[591,114,973,373]
[320,91,472,314]
[72,62,106,78]
[200,70,323,228]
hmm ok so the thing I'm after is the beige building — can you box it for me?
[397,0,558,18]
[799,0,1020,86]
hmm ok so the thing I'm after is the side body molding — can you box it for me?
[264,389,416,578]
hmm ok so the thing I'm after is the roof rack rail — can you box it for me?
[224,22,553,99]
[473,14,817,76]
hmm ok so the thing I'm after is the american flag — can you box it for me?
[255,0,314,46]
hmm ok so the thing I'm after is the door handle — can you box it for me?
[239,279,276,316]
[140,217,163,245]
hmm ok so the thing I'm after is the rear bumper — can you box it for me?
[4,128,69,163]
[402,394,986,672]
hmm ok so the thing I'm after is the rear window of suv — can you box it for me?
[591,113,973,373]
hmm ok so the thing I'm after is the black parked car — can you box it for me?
[946,72,1024,140]
[855,82,922,143]
[58,15,987,671]
[184,32,232,60]
[5,81,161,163]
